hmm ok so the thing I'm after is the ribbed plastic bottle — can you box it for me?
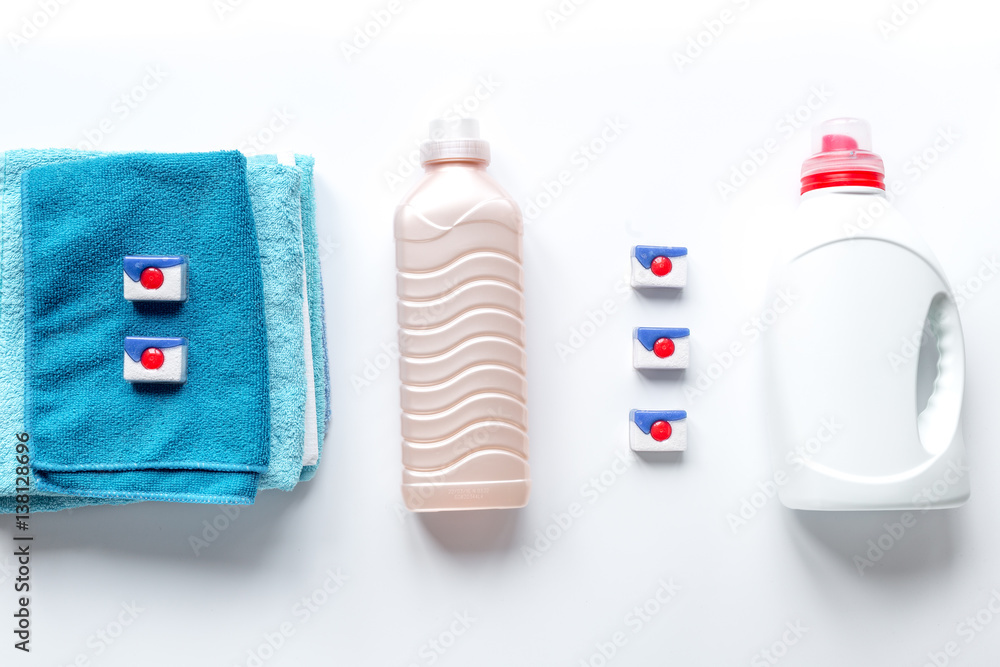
[394,119,530,511]
[763,118,970,510]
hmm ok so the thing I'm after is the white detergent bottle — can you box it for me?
[394,119,530,512]
[763,118,969,511]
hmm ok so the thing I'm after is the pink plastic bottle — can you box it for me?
[395,119,530,511]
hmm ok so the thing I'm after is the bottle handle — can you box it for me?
[916,292,965,456]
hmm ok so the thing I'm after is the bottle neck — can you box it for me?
[422,159,488,172]
[800,184,887,201]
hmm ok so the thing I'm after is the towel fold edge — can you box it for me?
[31,460,270,473]
[33,475,257,505]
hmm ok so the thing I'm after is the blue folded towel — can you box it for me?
[291,155,329,482]
[0,149,124,512]
[21,151,270,504]
[247,154,329,483]
[246,159,307,491]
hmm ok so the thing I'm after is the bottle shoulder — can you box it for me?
[776,193,945,278]
[395,167,522,241]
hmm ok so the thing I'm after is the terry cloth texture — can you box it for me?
[0,149,128,512]
[21,151,270,504]
[246,159,307,491]
[293,155,328,482]
[249,154,328,483]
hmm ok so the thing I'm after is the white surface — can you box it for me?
[764,187,969,510]
[1,1,1000,665]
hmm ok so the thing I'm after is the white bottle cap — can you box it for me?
[420,118,491,165]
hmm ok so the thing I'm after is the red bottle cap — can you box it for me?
[801,118,885,195]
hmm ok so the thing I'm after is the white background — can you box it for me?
[2,1,1000,665]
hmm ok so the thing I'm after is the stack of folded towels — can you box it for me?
[0,150,329,512]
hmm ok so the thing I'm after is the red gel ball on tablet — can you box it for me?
[653,337,675,358]
[650,420,672,442]
[141,348,164,370]
[650,256,672,277]
[140,267,164,289]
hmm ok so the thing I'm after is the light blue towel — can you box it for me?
[293,155,329,482]
[246,159,307,491]
[22,151,270,504]
[247,154,329,483]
